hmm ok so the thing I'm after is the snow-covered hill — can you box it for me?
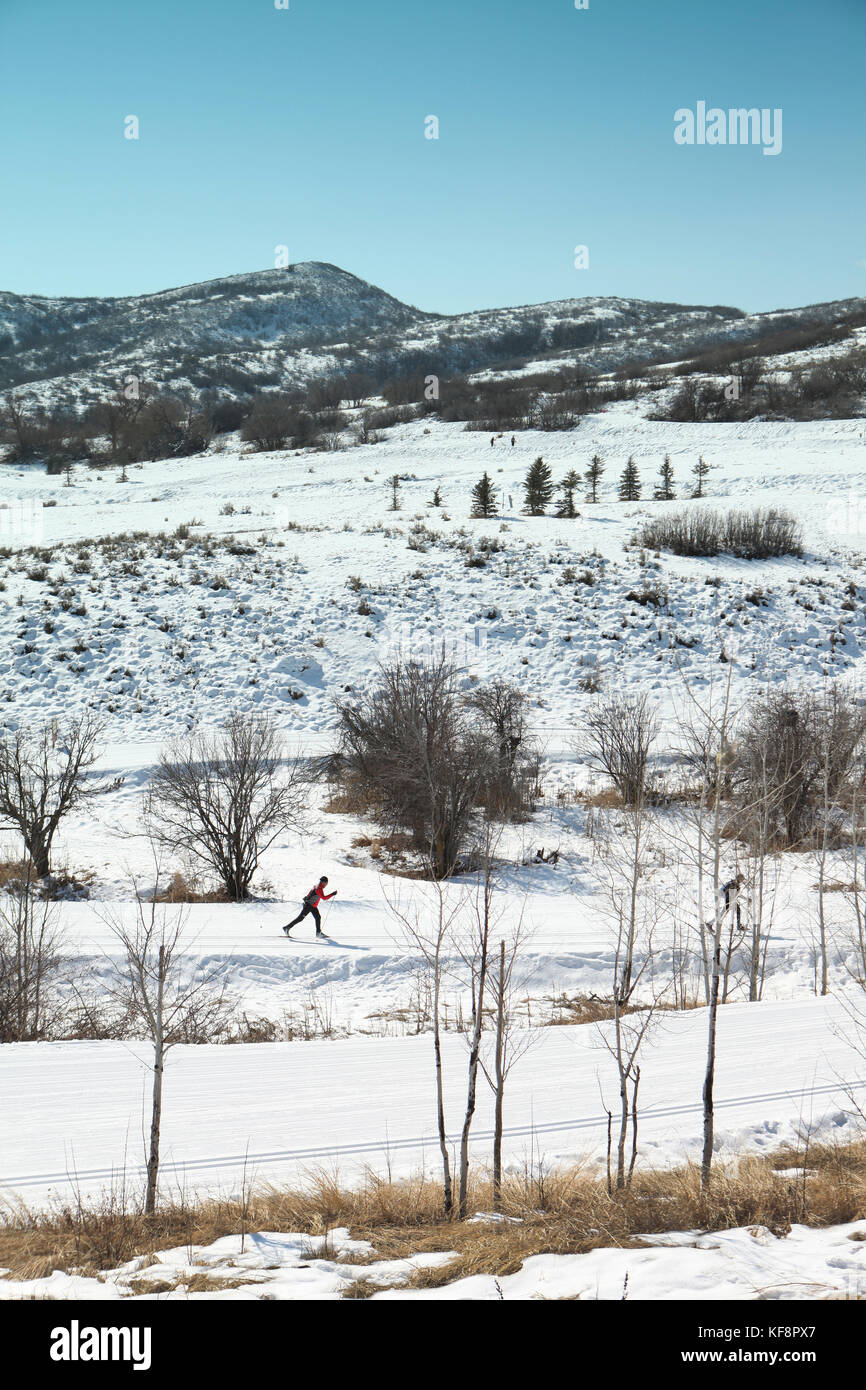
[1,405,865,746]
[3,261,864,412]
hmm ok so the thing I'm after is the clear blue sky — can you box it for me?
[1,0,863,314]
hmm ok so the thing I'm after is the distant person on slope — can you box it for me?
[283,876,337,937]
[720,873,746,933]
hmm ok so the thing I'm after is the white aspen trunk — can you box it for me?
[492,939,505,1211]
[145,944,165,1215]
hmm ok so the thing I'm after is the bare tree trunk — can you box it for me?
[492,939,505,1211]
[627,1066,641,1187]
[816,747,831,997]
[750,848,765,1001]
[432,965,453,1217]
[700,665,735,1193]
[145,945,165,1215]
[615,1004,629,1190]
[852,782,866,978]
[618,810,642,1004]
[692,789,711,1005]
[701,932,722,1190]
[458,953,488,1219]
[458,858,493,1219]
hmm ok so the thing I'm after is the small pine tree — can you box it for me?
[692,455,711,498]
[523,457,554,515]
[654,454,676,501]
[470,471,497,518]
[389,474,401,510]
[555,469,582,518]
[585,453,605,503]
[431,486,442,507]
[618,456,641,501]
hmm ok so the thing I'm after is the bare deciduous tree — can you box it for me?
[0,714,120,879]
[589,791,666,1190]
[479,918,535,1210]
[145,712,304,900]
[104,879,229,1213]
[686,664,738,1191]
[333,655,492,879]
[455,832,498,1219]
[0,862,63,1041]
[382,872,466,1216]
[464,679,537,819]
[737,684,866,850]
[579,693,658,807]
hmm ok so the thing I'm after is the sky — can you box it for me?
[1,0,864,315]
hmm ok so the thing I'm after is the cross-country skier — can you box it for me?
[720,872,746,932]
[282,876,337,937]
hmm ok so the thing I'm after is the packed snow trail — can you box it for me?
[1,997,861,1208]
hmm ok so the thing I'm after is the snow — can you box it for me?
[2,402,866,1300]
[1,997,861,1210]
[2,406,866,750]
[2,1219,863,1302]
[373,1222,866,1302]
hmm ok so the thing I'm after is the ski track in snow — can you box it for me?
[1,997,861,1207]
[1,406,866,1224]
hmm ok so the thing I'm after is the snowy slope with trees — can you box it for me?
[2,353,866,1301]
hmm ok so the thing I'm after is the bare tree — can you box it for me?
[382,872,466,1215]
[333,655,492,879]
[849,768,866,981]
[0,393,37,460]
[579,693,658,807]
[464,679,537,819]
[600,977,661,1194]
[454,830,499,1219]
[0,714,120,879]
[683,663,738,1191]
[145,712,304,900]
[479,916,535,1210]
[590,796,666,1189]
[104,879,229,1213]
[0,861,63,1041]
[737,684,866,849]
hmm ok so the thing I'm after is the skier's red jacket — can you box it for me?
[304,882,336,908]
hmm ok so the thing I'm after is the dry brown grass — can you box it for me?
[323,784,371,816]
[153,871,228,904]
[581,787,624,809]
[2,1138,865,1294]
[542,993,703,1026]
[0,859,29,889]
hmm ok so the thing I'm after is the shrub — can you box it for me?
[638,507,802,560]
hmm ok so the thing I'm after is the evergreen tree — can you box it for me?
[523,456,554,515]
[585,453,605,503]
[389,474,401,510]
[618,455,641,501]
[654,454,676,501]
[470,471,497,518]
[555,469,582,518]
[692,455,711,498]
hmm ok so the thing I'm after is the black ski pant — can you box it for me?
[724,896,742,931]
[286,902,321,932]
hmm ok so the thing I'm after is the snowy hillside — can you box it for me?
[1,405,865,744]
[3,261,864,414]
[3,397,866,1303]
